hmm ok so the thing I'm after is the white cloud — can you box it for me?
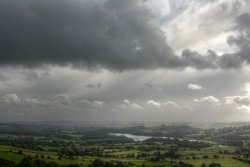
[236,105,250,112]
[120,99,143,110]
[225,96,250,105]
[3,94,21,104]
[147,100,161,107]
[93,101,105,107]
[188,84,205,90]
[245,82,250,95]
[161,0,250,54]
[77,99,105,108]
[224,83,250,111]
[163,101,180,108]
[119,100,144,110]
[163,100,193,111]
[124,99,131,104]
[146,0,171,18]
[129,103,144,110]
[194,96,220,105]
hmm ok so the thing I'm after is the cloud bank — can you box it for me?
[0,0,249,71]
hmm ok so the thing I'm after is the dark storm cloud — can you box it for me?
[180,50,217,69]
[179,49,243,70]
[226,13,250,65]
[236,13,250,30]
[0,0,181,70]
[0,0,249,70]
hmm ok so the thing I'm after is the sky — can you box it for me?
[0,0,250,122]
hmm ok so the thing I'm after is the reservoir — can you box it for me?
[109,133,151,141]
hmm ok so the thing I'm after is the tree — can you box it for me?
[200,163,206,167]
[208,163,221,167]
[0,158,15,167]
[17,157,36,167]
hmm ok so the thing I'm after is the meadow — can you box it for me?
[0,122,250,167]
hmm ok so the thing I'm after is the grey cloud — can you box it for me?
[0,73,9,82]
[236,13,250,30]
[226,13,250,64]
[1,1,250,122]
[53,94,72,106]
[1,92,105,110]
[86,84,95,88]
[86,83,102,88]
[1,0,249,70]
[24,97,48,106]
[180,50,217,69]
[178,10,250,70]
[20,69,50,81]
[180,48,245,70]
[0,68,250,122]
[0,0,180,70]
[22,71,39,81]
[144,82,162,91]
[225,96,250,105]
[216,53,243,69]
[97,83,102,88]
[144,82,154,88]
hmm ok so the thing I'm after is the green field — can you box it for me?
[1,123,250,167]
[0,145,250,167]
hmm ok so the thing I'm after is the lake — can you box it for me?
[109,133,175,141]
[110,133,213,144]
[109,133,151,141]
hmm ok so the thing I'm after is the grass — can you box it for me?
[0,151,24,164]
[1,145,250,167]
[184,157,250,167]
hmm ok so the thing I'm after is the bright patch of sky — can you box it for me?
[146,0,247,55]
